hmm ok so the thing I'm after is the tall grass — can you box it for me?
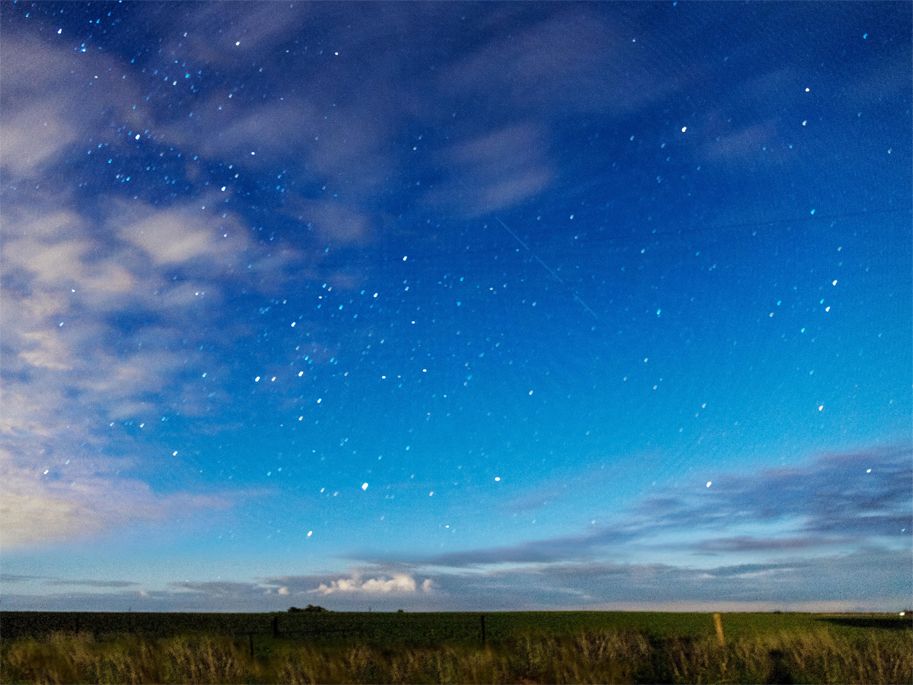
[2,626,910,684]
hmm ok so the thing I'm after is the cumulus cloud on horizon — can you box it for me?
[314,573,433,596]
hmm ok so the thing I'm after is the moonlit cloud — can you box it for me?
[0,448,234,549]
[0,35,293,547]
[0,34,145,180]
[314,573,432,596]
[426,124,554,218]
[436,446,908,565]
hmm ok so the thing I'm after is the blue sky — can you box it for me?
[1,1,910,611]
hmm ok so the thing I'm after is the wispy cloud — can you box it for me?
[420,547,911,609]
[636,445,912,539]
[425,124,553,218]
[0,448,234,549]
[357,445,912,570]
[282,197,374,248]
[6,9,669,555]
[695,535,843,553]
[414,528,636,568]
[158,3,313,67]
[170,581,268,597]
[0,37,292,548]
[44,579,139,589]
[701,121,782,163]
[439,8,688,116]
[0,33,145,179]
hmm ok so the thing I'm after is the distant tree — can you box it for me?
[288,604,329,612]
[397,609,405,613]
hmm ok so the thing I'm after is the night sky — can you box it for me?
[1,2,910,611]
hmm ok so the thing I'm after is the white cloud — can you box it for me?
[0,34,145,181]
[0,449,232,550]
[117,201,249,268]
[425,123,553,217]
[158,3,312,67]
[0,37,293,549]
[314,573,433,596]
[284,198,372,247]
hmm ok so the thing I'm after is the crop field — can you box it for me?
[1,611,911,684]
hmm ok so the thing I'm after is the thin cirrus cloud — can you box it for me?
[424,547,911,610]
[140,2,786,243]
[282,198,374,249]
[116,202,250,268]
[43,579,140,589]
[0,33,146,179]
[700,121,783,163]
[156,2,313,67]
[424,124,554,219]
[359,445,912,570]
[149,5,702,224]
[0,448,235,549]
[437,8,689,116]
[635,445,913,540]
[156,96,395,197]
[695,536,843,553]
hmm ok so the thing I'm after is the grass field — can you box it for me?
[2,611,911,684]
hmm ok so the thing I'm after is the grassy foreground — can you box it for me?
[1,613,910,684]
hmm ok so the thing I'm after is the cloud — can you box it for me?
[0,574,52,584]
[170,581,265,597]
[636,445,913,540]
[439,8,688,116]
[0,37,299,549]
[414,527,637,569]
[0,449,234,549]
[44,579,139,589]
[283,198,373,248]
[362,445,912,570]
[842,49,911,107]
[425,124,554,218]
[0,196,272,548]
[6,546,907,612]
[157,3,312,67]
[314,573,433,596]
[695,535,842,553]
[117,202,250,267]
[460,547,911,608]
[150,5,700,226]
[701,121,782,162]
[0,33,145,181]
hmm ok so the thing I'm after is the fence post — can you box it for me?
[480,614,486,647]
[272,616,279,638]
[712,613,725,647]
